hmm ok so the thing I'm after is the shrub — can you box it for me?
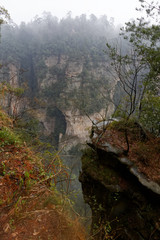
[0,126,22,147]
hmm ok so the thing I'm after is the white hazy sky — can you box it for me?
[1,0,141,25]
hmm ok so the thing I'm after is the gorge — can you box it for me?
[0,10,160,240]
[0,15,118,226]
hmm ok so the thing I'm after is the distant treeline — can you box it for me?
[0,13,118,63]
[0,13,122,116]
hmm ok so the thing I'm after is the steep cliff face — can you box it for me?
[79,120,160,240]
[36,54,115,146]
[0,14,120,147]
[1,54,116,147]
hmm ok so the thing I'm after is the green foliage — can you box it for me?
[14,115,41,145]
[0,126,22,147]
[139,93,160,134]
[107,0,160,133]
[43,191,63,207]
[0,82,26,121]
[0,6,10,25]
[0,109,12,126]
[121,0,160,90]
[10,86,25,97]
[109,118,137,131]
[2,83,25,97]
[0,82,24,95]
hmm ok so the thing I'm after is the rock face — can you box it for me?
[38,55,116,147]
[0,63,29,117]
[1,55,116,148]
[79,122,160,240]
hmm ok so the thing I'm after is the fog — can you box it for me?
[1,0,140,25]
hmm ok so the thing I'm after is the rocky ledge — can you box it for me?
[80,119,160,240]
[88,139,160,195]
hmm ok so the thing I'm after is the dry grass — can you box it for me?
[0,109,87,240]
[94,120,160,184]
[0,185,87,240]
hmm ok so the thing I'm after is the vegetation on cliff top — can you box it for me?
[92,119,160,184]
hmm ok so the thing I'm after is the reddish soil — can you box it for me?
[0,145,86,240]
[95,125,160,184]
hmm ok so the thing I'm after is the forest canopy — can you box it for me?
[0,13,118,115]
[0,13,117,62]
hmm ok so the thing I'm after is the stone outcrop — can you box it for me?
[79,120,160,240]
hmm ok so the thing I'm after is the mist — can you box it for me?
[1,0,140,26]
